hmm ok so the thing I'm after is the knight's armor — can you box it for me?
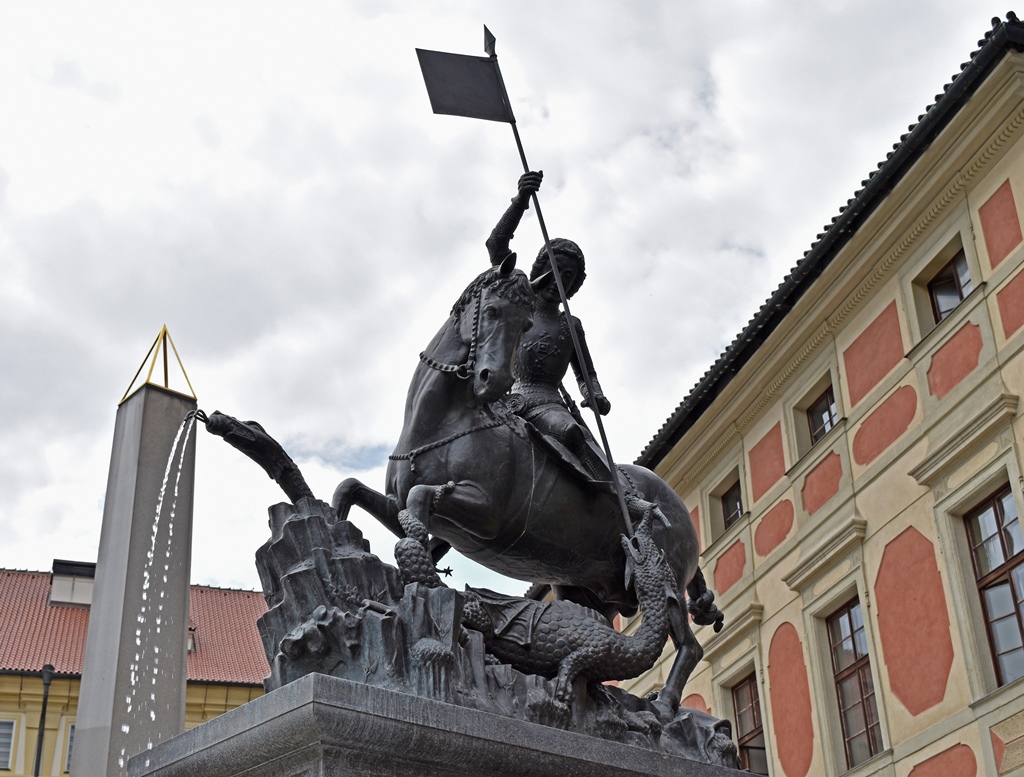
[487,173,610,483]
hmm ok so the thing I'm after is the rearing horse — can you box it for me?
[333,255,722,715]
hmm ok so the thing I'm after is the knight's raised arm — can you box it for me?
[486,170,543,266]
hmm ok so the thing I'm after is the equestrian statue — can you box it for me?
[328,171,724,718]
[200,171,727,740]
[196,29,737,759]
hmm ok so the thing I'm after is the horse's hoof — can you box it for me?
[646,692,678,723]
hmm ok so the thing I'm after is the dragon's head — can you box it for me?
[621,501,667,591]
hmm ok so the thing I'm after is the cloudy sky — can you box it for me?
[0,2,1003,593]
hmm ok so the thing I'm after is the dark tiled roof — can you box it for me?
[636,14,1024,469]
[0,569,268,685]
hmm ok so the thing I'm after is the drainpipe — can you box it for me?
[33,664,54,777]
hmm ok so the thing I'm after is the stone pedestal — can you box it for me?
[128,674,744,777]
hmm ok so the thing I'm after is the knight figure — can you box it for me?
[487,171,612,484]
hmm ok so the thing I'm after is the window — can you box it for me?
[790,370,842,458]
[807,386,838,446]
[927,250,973,323]
[0,719,13,770]
[826,600,882,769]
[904,221,979,342]
[708,465,745,540]
[64,723,75,773]
[966,486,1024,685]
[732,673,769,774]
[721,479,743,530]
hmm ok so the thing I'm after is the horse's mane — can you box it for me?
[450,266,535,320]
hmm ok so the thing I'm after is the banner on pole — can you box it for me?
[416,45,514,123]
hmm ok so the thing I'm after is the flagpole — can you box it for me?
[487,31,634,538]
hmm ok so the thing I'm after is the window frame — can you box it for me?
[926,249,973,324]
[731,672,769,774]
[705,460,747,544]
[807,385,839,447]
[721,479,744,531]
[787,364,843,461]
[825,599,884,769]
[791,550,891,776]
[915,396,1023,701]
[964,485,1024,687]
[0,718,14,771]
[64,722,75,773]
[899,208,981,344]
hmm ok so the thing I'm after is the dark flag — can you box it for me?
[416,27,514,123]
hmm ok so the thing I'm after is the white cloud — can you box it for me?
[0,1,1003,593]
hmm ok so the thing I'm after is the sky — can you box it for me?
[0,2,1006,594]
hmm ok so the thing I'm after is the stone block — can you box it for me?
[129,674,745,777]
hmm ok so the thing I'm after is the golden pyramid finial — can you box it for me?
[120,325,197,404]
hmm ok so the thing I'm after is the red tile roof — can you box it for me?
[0,571,90,675]
[187,585,268,684]
[0,569,268,685]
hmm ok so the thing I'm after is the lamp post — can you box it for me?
[33,664,54,777]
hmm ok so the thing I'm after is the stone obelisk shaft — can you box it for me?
[72,385,197,776]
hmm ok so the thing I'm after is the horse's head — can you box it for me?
[452,255,535,403]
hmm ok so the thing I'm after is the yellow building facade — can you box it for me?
[0,675,261,776]
[0,566,266,776]
[625,15,1024,777]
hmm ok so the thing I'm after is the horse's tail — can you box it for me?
[687,567,725,633]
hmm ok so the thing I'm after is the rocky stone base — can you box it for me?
[250,498,736,766]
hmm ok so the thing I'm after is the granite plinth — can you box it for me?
[128,674,745,777]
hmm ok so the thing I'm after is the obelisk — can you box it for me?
[72,328,197,776]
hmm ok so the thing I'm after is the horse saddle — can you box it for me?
[493,396,614,490]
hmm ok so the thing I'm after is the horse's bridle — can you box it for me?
[418,289,480,379]
[397,290,505,470]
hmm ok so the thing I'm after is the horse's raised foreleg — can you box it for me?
[332,477,401,536]
[393,482,456,588]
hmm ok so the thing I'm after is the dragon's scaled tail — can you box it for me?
[687,567,725,633]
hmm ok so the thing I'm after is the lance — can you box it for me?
[417,26,634,537]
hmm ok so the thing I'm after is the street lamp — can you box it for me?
[33,664,54,777]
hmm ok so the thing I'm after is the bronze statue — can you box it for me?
[200,236,731,757]
[196,29,738,760]
[331,179,724,716]
[200,410,313,504]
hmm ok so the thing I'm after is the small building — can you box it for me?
[622,13,1024,777]
[0,561,266,776]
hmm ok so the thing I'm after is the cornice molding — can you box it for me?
[962,102,1024,182]
[909,393,1019,486]
[784,515,867,592]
